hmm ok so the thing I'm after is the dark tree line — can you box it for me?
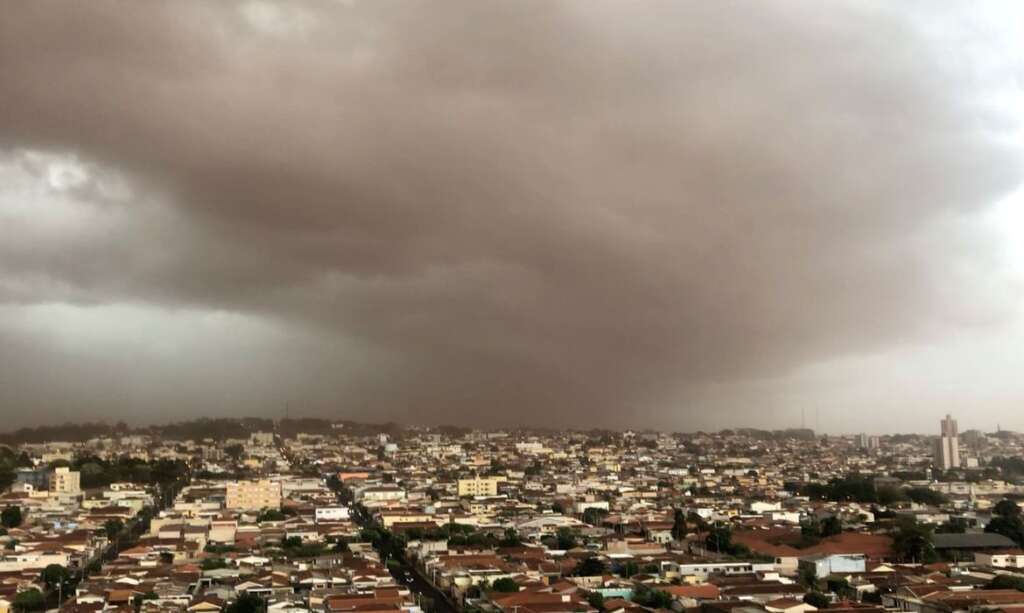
[0,417,410,447]
[799,475,948,506]
[69,456,188,489]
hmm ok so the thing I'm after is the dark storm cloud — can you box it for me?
[0,1,1021,428]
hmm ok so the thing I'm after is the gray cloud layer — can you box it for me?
[0,1,1021,429]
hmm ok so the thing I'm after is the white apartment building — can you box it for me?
[225,479,282,511]
[250,431,275,446]
[0,551,72,572]
[49,467,81,495]
[975,551,1024,568]
[357,485,406,504]
[315,506,351,522]
[457,477,506,497]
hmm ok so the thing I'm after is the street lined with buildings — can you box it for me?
[2,416,1024,613]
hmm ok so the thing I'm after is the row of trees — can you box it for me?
[380,523,524,549]
[0,423,129,446]
[2,453,189,494]
[798,515,843,547]
[62,456,189,489]
[0,446,34,491]
[800,475,949,506]
[0,417,408,447]
[700,516,936,564]
[703,524,758,558]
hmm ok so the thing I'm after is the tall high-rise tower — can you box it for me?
[934,414,960,471]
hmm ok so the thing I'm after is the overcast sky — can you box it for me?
[1,2,1023,433]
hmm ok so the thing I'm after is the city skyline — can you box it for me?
[0,412,1007,440]
[6,412,1024,613]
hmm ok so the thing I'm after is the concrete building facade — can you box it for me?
[225,479,282,511]
[49,467,81,495]
[457,477,506,497]
[934,414,960,471]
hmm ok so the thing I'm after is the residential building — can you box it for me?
[225,479,282,511]
[797,553,866,578]
[457,477,506,497]
[934,414,960,471]
[250,431,275,446]
[50,466,81,494]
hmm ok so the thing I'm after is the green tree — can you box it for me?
[876,485,906,506]
[986,515,1024,547]
[587,592,605,611]
[104,519,124,539]
[800,518,822,547]
[257,509,286,522]
[13,589,45,612]
[583,507,609,526]
[799,566,818,589]
[200,557,228,570]
[555,527,578,550]
[671,508,688,541]
[78,461,110,489]
[995,499,1022,518]
[938,517,969,534]
[892,520,936,563]
[492,578,519,593]
[2,506,23,528]
[40,564,70,591]
[705,524,735,553]
[576,556,607,577]
[820,516,842,537]
[905,487,949,506]
[499,528,522,547]
[989,575,1024,591]
[826,577,853,599]
[0,472,14,493]
[803,592,830,608]
[632,586,673,609]
[226,593,263,613]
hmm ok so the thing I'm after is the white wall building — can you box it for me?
[49,466,81,495]
[315,506,351,522]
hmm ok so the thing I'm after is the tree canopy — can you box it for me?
[892,520,936,563]
[1,506,22,528]
[13,589,45,612]
[492,578,519,593]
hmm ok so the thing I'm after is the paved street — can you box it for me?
[386,558,458,613]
